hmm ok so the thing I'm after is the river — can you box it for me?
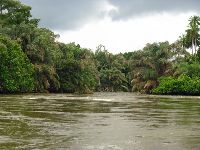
[0,92,200,150]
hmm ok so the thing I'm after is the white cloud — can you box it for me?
[57,12,196,54]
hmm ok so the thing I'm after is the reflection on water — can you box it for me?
[0,93,200,149]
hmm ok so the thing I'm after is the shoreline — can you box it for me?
[0,92,200,99]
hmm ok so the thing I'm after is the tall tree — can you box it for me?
[57,43,99,93]
[0,0,32,26]
[0,35,35,93]
[185,16,200,56]
[130,42,172,93]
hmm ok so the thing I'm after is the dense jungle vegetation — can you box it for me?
[1,0,200,95]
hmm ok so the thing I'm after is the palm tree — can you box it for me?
[179,34,186,51]
[130,42,172,93]
[185,16,200,56]
[171,37,189,62]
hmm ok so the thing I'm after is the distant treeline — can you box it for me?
[1,0,200,95]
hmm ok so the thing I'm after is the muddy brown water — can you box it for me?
[0,92,200,150]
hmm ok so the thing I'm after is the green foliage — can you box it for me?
[174,62,200,77]
[100,68,127,91]
[57,43,99,93]
[34,64,60,92]
[184,16,200,55]
[27,28,61,65]
[1,0,200,95]
[131,42,172,92]
[197,48,200,62]
[95,46,129,91]
[0,35,35,93]
[95,47,112,70]
[0,0,32,25]
[152,75,200,95]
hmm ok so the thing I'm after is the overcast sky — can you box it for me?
[20,0,200,53]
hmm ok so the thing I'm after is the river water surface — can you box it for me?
[0,92,200,150]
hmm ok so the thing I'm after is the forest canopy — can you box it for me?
[1,0,200,95]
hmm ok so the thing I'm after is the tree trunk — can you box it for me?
[194,38,197,55]
[0,5,2,14]
[192,38,194,55]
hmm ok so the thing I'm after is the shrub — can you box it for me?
[152,75,200,95]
